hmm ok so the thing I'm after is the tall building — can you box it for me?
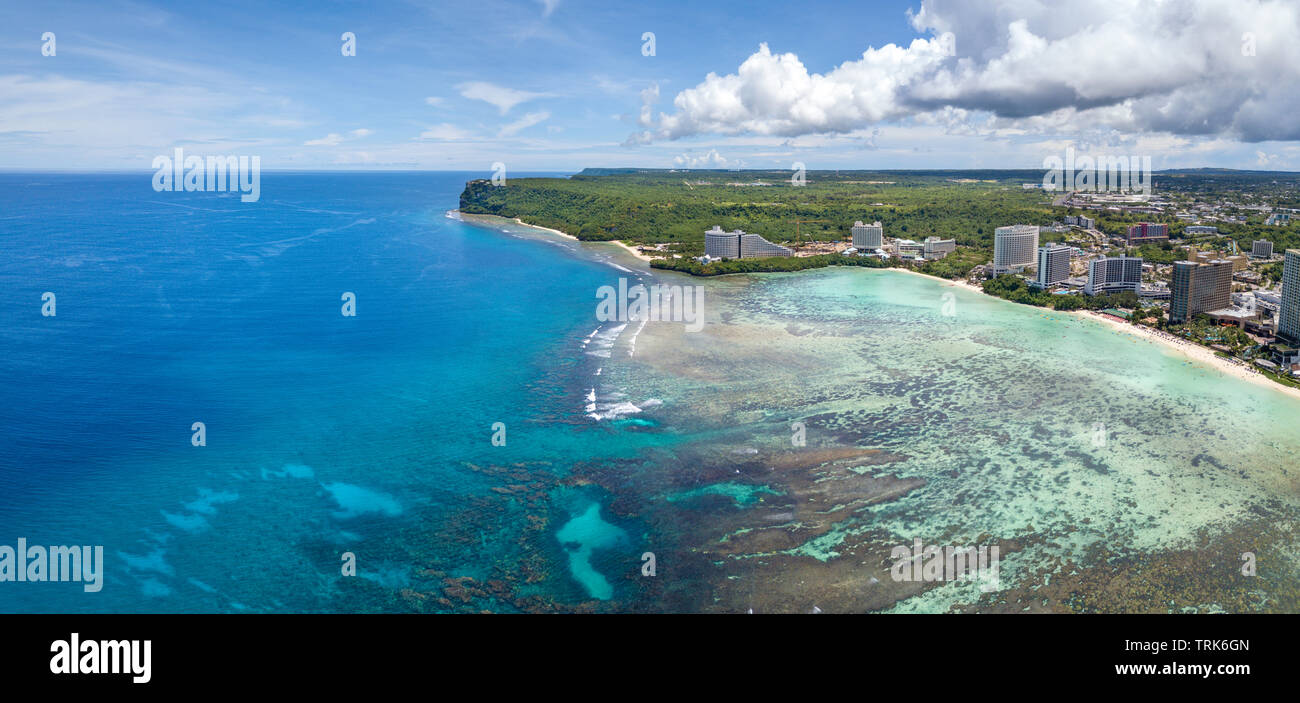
[1278,249,1300,344]
[1252,239,1274,258]
[1169,259,1233,324]
[1085,256,1143,296]
[1035,245,1072,288]
[851,221,883,250]
[992,225,1039,274]
[704,226,793,259]
[923,237,955,259]
[1065,214,1095,229]
[1126,222,1169,244]
[739,232,793,258]
[704,226,740,259]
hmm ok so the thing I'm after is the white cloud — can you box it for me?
[305,129,371,146]
[305,133,343,146]
[457,81,548,115]
[498,111,550,137]
[424,97,444,107]
[635,0,1300,144]
[418,123,475,140]
[538,0,560,17]
[673,148,733,168]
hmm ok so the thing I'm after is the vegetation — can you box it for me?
[980,274,1139,311]
[1163,314,1256,352]
[650,252,891,276]
[460,168,1060,259]
[458,168,1299,286]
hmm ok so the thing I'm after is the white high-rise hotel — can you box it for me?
[993,225,1039,274]
[704,226,793,260]
[851,221,883,250]
[1036,244,1071,287]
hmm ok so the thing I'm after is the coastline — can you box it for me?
[888,265,986,295]
[461,210,1300,403]
[1078,310,1300,402]
[879,267,1300,402]
[462,211,658,265]
[607,239,657,264]
[510,216,576,241]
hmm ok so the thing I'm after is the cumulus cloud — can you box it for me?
[634,0,1300,144]
[674,148,735,168]
[457,81,548,114]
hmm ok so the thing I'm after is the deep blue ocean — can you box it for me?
[0,172,669,612]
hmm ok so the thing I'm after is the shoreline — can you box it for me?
[463,211,657,265]
[1078,310,1300,402]
[888,265,986,295]
[460,210,1300,403]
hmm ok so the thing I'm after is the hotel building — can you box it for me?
[1035,244,1072,288]
[992,225,1039,274]
[1085,256,1143,296]
[851,221,883,250]
[1169,259,1233,324]
[704,226,793,260]
[1126,222,1169,244]
[1278,249,1300,345]
[923,237,956,260]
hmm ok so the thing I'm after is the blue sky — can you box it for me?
[3,0,1300,171]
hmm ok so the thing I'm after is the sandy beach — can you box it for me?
[890,265,987,295]
[1079,310,1300,401]
[891,266,1300,401]
[480,213,1300,402]
[607,239,658,264]
[506,216,657,264]
[511,217,576,241]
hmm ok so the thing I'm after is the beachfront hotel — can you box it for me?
[923,237,956,260]
[1169,259,1233,324]
[1084,256,1143,296]
[851,221,883,250]
[992,225,1039,274]
[1035,244,1072,288]
[703,225,793,260]
[1277,249,1300,345]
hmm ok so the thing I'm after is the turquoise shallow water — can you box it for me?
[4,173,1297,613]
[590,265,1300,612]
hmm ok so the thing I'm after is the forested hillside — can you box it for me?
[459,169,1058,255]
